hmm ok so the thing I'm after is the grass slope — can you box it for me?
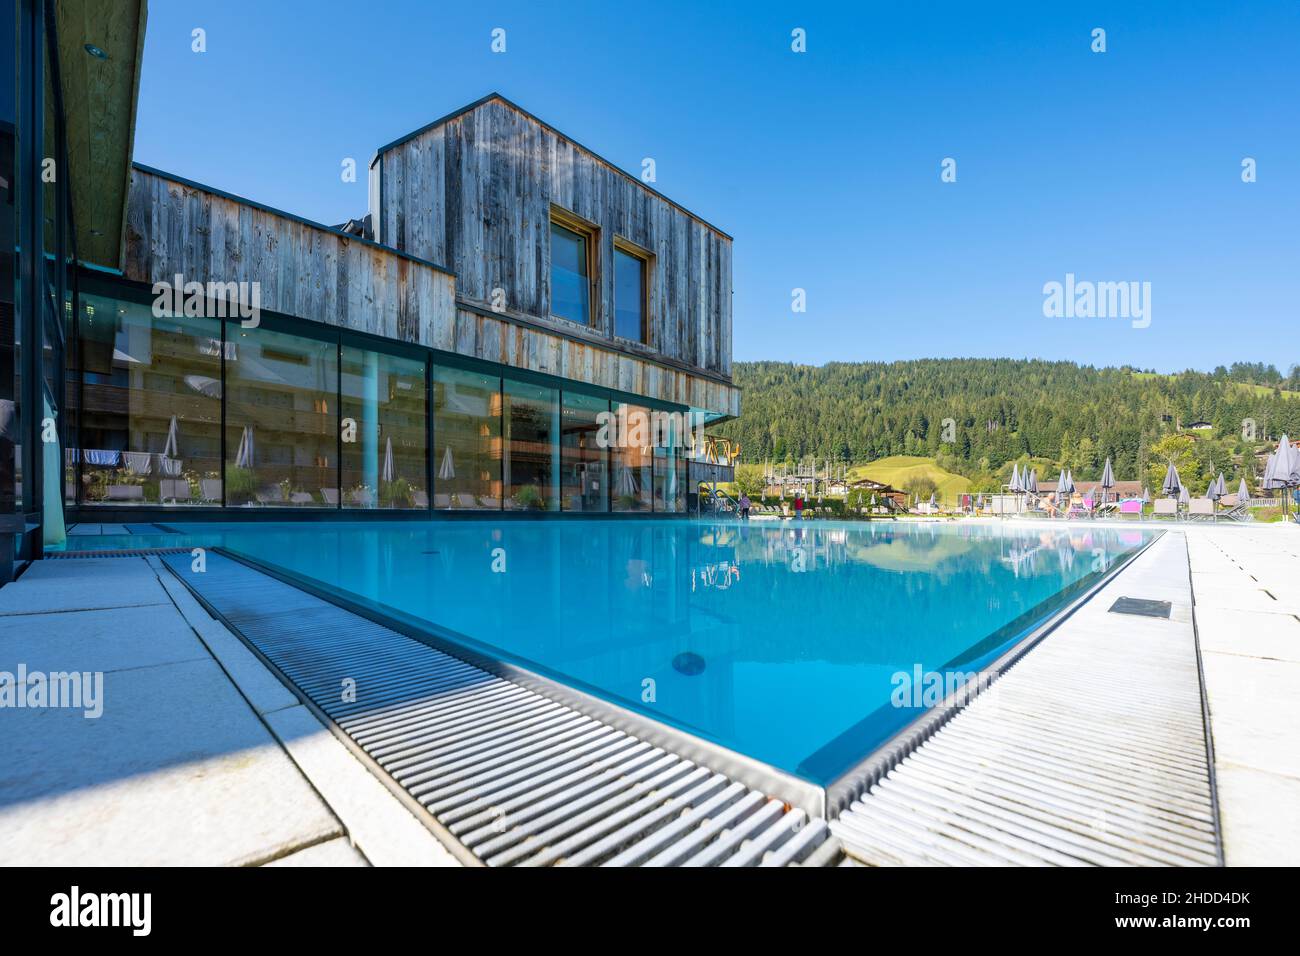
[848,456,971,501]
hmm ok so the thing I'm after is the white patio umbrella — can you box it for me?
[616,463,637,497]
[437,446,456,480]
[162,415,179,458]
[235,425,255,468]
[381,436,395,483]
[159,414,183,477]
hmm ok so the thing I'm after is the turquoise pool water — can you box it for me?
[64,520,1155,783]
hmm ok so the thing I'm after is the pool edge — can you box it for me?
[819,528,1168,818]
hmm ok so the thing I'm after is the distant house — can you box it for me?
[846,478,908,507]
[1037,479,1145,499]
[1185,421,1214,431]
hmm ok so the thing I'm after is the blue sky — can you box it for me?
[134,1,1299,373]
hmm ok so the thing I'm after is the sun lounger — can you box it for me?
[200,479,222,502]
[321,488,340,505]
[1186,497,1216,521]
[413,491,429,508]
[1152,499,1178,519]
[107,485,144,501]
[434,493,452,508]
[160,479,191,502]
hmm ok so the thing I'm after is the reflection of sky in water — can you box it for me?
[67,520,1155,783]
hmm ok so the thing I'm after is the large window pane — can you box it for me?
[613,246,646,342]
[503,378,558,511]
[560,391,608,512]
[225,323,336,507]
[78,293,222,506]
[341,346,427,509]
[611,403,653,512]
[432,365,500,509]
[549,220,590,324]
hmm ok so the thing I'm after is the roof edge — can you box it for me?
[130,163,456,278]
[373,92,734,241]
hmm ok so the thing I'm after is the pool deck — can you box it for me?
[2,520,1297,866]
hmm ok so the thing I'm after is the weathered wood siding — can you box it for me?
[376,96,734,380]
[124,167,456,347]
[125,165,740,418]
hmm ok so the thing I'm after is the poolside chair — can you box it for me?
[107,485,144,501]
[1186,497,1216,521]
[160,479,191,503]
[200,478,222,502]
[1221,503,1251,522]
[1152,498,1178,520]
[289,491,314,505]
[413,491,429,508]
[433,493,451,508]
[321,488,340,506]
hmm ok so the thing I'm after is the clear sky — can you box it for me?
[134,1,1299,374]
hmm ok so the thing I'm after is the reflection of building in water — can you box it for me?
[729,524,853,573]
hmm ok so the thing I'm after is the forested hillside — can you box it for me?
[714,359,1300,492]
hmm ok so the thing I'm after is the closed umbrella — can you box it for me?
[1009,463,1022,494]
[163,415,179,458]
[929,491,937,511]
[382,436,395,483]
[1237,476,1249,504]
[1028,468,1039,496]
[1210,471,1226,501]
[437,446,456,480]
[235,425,255,468]
[160,414,183,477]
[1179,484,1191,506]
[1100,458,1115,504]
[1268,434,1296,517]
[1161,461,1182,498]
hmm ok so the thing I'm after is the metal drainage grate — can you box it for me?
[161,551,842,868]
[48,548,193,559]
[1108,597,1172,619]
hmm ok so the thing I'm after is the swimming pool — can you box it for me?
[66,519,1156,788]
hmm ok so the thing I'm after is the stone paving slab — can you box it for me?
[264,837,369,867]
[0,604,211,677]
[0,558,170,615]
[0,658,342,866]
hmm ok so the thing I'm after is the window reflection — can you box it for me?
[341,346,427,509]
[77,295,222,506]
[433,366,501,509]
[503,378,558,511]
[560,391,608,512]
[225,323,336,507]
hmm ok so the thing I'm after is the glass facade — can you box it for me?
[225,323,336,507]
[612,403,654,512]
[432,365,500,509]
[560,391,608,512]
[78,293,221,505]
[503,378,558,511]
[4,0,72,577]
[64,283,698,517]
[341,345,426,510]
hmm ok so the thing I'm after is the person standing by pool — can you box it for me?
[737,493,751,519]
[794,495,805,519]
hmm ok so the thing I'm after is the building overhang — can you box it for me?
[55,0,148,271]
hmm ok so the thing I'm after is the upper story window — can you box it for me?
[613,240,650,344]
[549,208,597,325]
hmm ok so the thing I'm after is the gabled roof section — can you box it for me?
[373,92,732,241]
